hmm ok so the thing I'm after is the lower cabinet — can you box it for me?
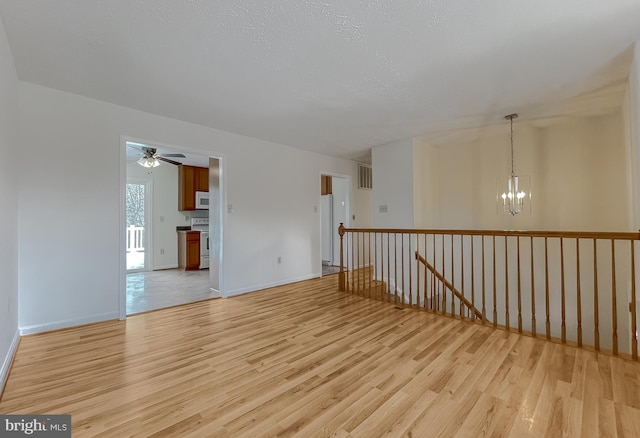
[178,231,200,270]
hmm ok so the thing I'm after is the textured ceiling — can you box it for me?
[1,1,639,162]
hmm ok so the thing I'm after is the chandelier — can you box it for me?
[500,113,528,216]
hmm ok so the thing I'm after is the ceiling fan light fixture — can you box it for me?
[137,156,160,168]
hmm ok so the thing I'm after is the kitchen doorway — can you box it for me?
[121,138,225,317]
[126,178,152,272]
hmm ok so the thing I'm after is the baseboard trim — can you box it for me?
[19,311,120,336]
[0,329,20,397]
[223,274,321,298]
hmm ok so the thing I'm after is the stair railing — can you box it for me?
[338,224,640,361]
[415,251,483,321]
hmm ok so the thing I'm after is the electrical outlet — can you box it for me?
[159,215,165,222]
[160,248,165,255]
[379,205,388,213]
[277,256,282,264]
[228,204,234,213]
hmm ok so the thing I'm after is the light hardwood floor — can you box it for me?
[2,275,640,437]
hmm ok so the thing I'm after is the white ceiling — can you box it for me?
[1,1,639,162]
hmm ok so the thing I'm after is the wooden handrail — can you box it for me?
[340,227,640,241]
[415,251,483,321]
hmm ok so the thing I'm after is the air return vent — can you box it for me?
[358,164,372,190]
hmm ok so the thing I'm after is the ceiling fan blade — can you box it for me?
[157,156,182,166]
[129,145,146,154]
[159,153,186,158]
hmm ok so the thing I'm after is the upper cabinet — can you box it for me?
[195,166,209,192]
[321,175,332,195]
[179,165,209,211]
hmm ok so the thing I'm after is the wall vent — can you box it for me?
[358,164,372,190]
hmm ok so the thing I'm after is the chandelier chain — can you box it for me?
[509,115,515,177]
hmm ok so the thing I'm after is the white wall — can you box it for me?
[17,82,369,333]
[415,124,540,230]
[0,14,20,393]
[414,113,629,232]
[625,44,640,231]
[126,160,188,269]
[623,44,640,346]
[372,139,415,228]
[370,139,415,293]
[412,140,439,229]
[537,115,628,231]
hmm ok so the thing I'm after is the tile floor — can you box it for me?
[322,265,340,276]
[128,266,338,315]
[126,268,218,315]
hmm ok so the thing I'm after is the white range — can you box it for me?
[190,217,209,270]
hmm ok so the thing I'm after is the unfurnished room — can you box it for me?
[1,1,640,437]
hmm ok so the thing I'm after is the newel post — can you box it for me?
[338,222,346,291]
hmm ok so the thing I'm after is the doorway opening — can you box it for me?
[320,173,349,276]
[121,138,224,317]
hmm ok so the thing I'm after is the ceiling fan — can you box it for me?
[133,146,186,167]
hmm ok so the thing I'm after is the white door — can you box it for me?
[126,179,151,272]
[331,177,349,266]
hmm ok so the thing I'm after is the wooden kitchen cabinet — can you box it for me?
[178,165,208,211]
[178,231,200,270]
[321,175,332,195]
[195,166,209,192]
[179,165,195,211]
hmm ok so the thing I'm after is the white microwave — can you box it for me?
[195,191,209,210]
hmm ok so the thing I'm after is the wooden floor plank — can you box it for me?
[1,275,640,437]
